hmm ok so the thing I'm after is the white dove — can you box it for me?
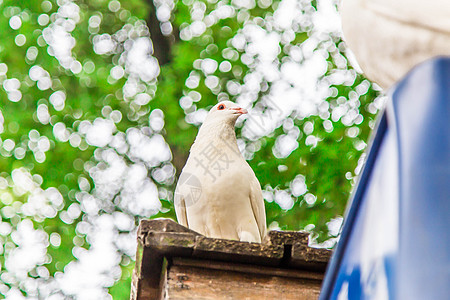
[174,101,267,243]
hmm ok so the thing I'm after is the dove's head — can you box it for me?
[192,101,246,152]
[204,101,248,126]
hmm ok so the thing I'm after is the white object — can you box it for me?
[174,101,267,243]
[340,0,450,89]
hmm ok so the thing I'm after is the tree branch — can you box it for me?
[146,0,188,178]
[146,0,172,66]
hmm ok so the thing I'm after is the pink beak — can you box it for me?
[231,107,248,114]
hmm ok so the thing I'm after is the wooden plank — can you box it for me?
[171,257,324,281]
[138,219,200,239]
[131,242,166,300]
[289,244,331,271]
[264,230,309,246]
[144,232,197,257]
[166,263,322,300]
[193,236,284,266]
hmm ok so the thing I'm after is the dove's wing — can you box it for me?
[249,174,267,239]
[174,190,188,228]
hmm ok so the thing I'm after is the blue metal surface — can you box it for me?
[320,57,450,300]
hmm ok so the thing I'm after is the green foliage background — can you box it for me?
[0,0,381,298]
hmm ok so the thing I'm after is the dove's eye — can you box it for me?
[218,104,225,110]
